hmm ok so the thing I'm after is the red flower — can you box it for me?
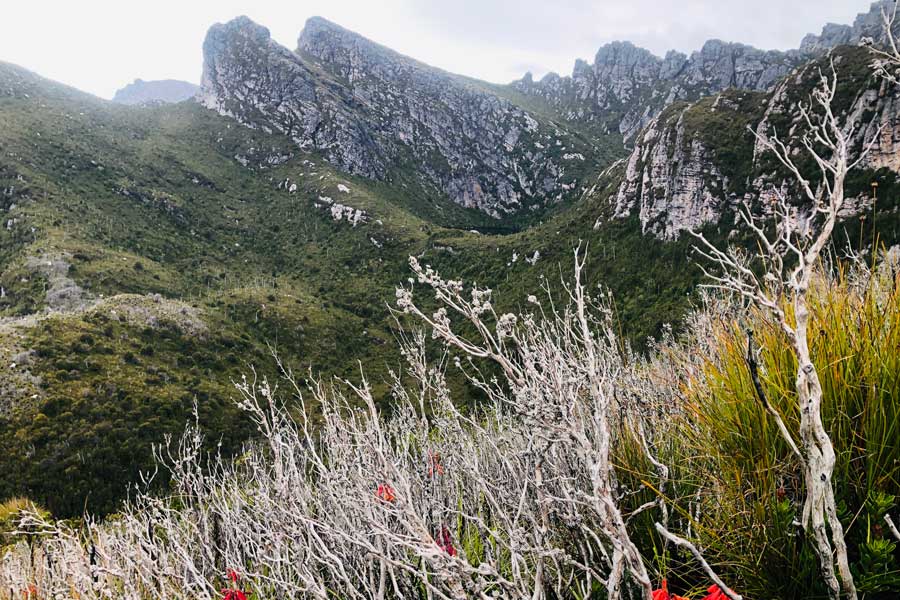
[651,579,670,600]
[702,585,728,600]
[651,580,689,600]
[376,483,396,503]
[436,525,457,557]
[21,585,38,599]
[222,569,250,600]
[428,452,444,477]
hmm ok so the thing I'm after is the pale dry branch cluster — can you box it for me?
[396,249,660,598]
[0,252,679,600]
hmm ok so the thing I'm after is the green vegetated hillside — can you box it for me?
[1,39,899,519]
[0,62,426,514]
[0,60,635,515]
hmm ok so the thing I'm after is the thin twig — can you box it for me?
[745,331,803,461]
[654,523,743,600]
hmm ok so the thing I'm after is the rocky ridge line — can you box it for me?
[511,1,896,142]
[199,16,592,218]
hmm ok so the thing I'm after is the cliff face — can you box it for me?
[199,17,592,218]
[608,47,900,240]
[613,107,731,240]
[199,17,383,178]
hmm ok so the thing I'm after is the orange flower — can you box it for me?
[376,483,396,503]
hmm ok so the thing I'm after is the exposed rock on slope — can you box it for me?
[609,47,900,240]
[613,106,731,240]
[199,16,592,217]
[112,79,199,105]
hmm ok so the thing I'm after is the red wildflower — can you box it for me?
[376,483,397,503]
[21,585,38,599]
[651,580,689,600]
[428,452,444,477]
[651,580,670,600]
[222,569,250,600]
[436,525,457,557]
[702,584,727,600]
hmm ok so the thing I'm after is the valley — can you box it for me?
[0,2,898,585]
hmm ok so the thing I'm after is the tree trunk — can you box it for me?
[794,298,857,600]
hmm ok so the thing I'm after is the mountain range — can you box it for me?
[1,1,898,516]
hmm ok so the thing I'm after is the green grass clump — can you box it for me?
[618,263,900,598]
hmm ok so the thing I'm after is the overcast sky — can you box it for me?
[0,0,877,99]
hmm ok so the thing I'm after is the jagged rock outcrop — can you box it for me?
[512,1,896,143]
[200,17,385,179]
[613,107,731,240]
[112,79,199,105]
[611,46,900,240]
[199,16,590,217]
[513,39,797,142]
[800,0,896,55]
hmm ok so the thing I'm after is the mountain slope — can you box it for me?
[0,60,448,514]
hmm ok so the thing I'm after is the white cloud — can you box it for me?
[0,0,876,99]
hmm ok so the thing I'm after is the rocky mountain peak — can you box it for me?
[800,1,898,55]
[297,15,442,84]
[511,1,897,143]
[298,15,371,53]
[593,41,658,69]
[199,16,593,219]
[511,33,800,143]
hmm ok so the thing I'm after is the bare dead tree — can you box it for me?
[690,61,880,600]
[395,248,655,599]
